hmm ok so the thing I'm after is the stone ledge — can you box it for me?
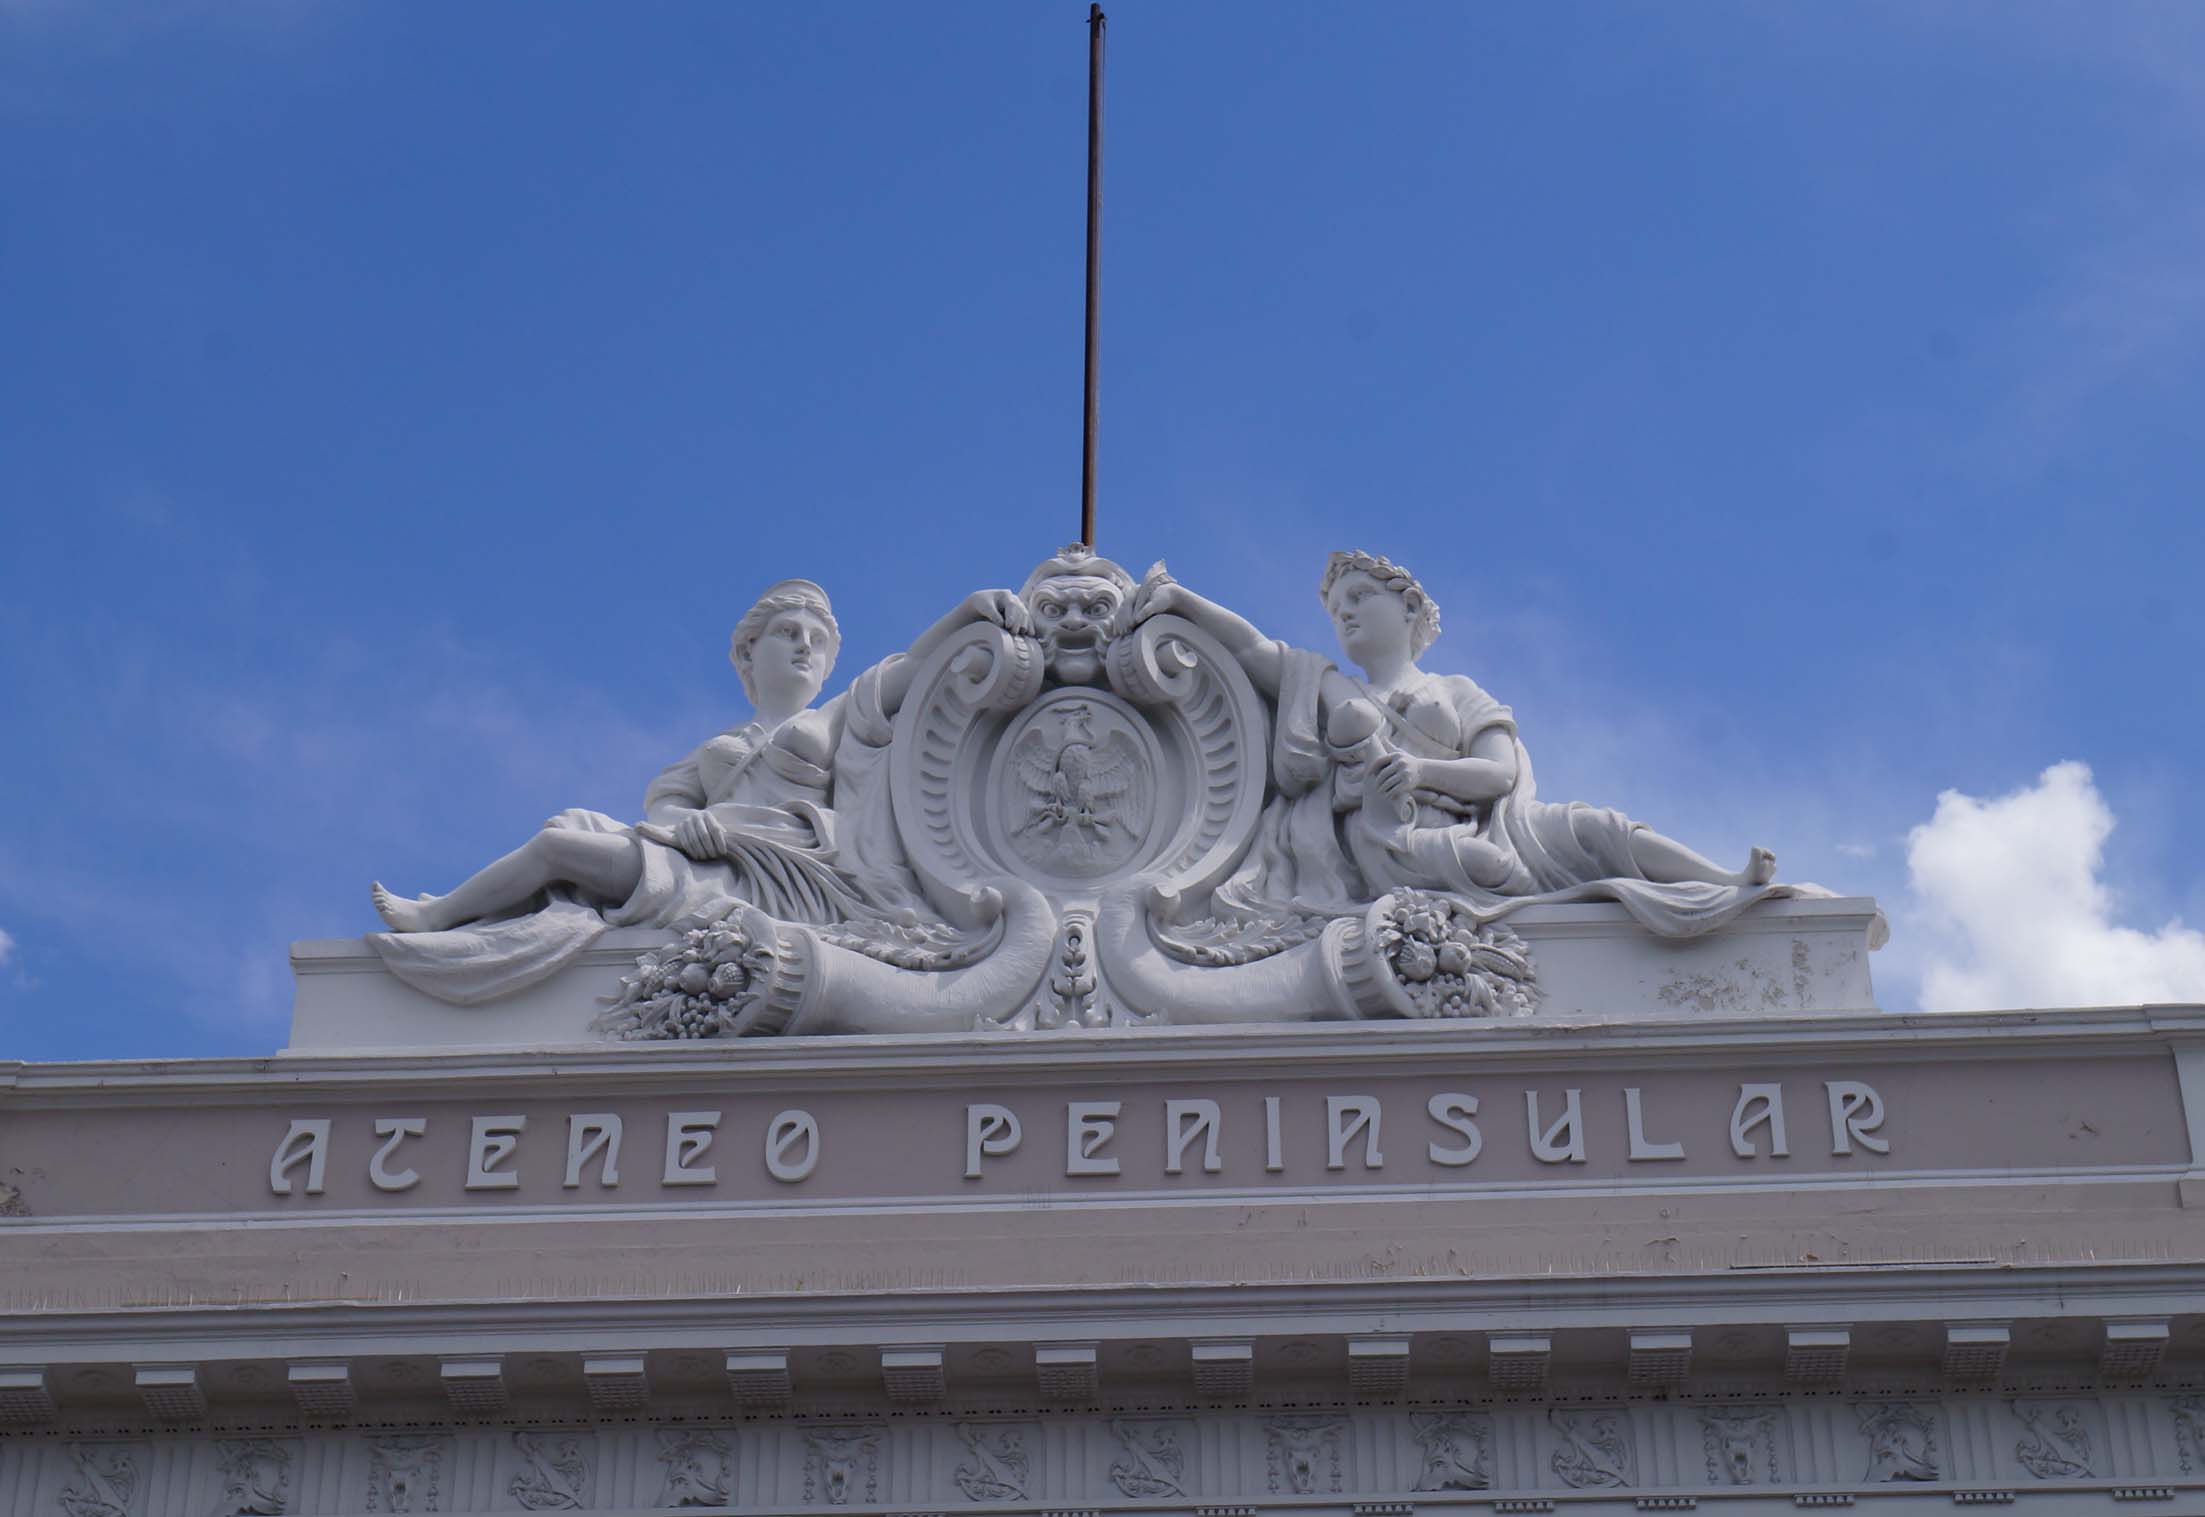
[285,896,1885,1051]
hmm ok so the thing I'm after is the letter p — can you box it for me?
[965,1104,1022,1179]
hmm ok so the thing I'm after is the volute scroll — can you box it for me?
[1106,612,1205,707]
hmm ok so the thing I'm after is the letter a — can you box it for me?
[1730,1083,1790,1159]
[269,1119,330,1196]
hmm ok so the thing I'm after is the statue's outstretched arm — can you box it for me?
[876,590,1032,716]
[1137,583,1286,696]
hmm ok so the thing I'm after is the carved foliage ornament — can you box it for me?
[596,908,780,1042]
[1107,1419,1189,1499]
[2010,1400,2093,1481]
[508,1430,593,1511]
[1549,1408,1636,1490]
[999,908,1105,1031]
[952,1422,1034,1502]
[1368,890,1538,1018]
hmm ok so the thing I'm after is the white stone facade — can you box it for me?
[4,1008,2204,1513]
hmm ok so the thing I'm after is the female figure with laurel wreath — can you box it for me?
[1136,549,1789,937]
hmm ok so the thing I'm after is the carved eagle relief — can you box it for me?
[1007,702,1150,872]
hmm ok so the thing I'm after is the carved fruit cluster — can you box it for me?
[598,914,776,1040]
[1372,891,1538,1018]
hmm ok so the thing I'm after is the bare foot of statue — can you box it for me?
[1625,830,1781,890]
[371,882,445,934]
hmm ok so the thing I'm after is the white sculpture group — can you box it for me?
[369,546,1827,1036]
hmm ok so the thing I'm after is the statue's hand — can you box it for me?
[671,809,730,861]
[1130,579,1183,624]
[963,588,1033,637]
[1372,752,1425,804]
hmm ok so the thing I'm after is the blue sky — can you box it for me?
[3,2,2202,1061]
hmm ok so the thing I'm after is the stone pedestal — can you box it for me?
[287,895,1884,1052]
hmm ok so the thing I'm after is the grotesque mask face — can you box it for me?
[746,609,836,707]
[1324,569,1416,670]
[1026,574,1123,685]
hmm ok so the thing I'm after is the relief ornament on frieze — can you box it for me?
[2011,1400,2094,1481]
[1106,1419,1189,1498]
[656,1428,736,1509]
[507,1430,592,1511]
[1698,1408,1780,1487]
[213,1439,294,1517]
[1409,1411,1492,1491]
[58,1443,144,1517]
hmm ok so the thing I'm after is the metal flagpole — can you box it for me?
[1080,3,1106,548]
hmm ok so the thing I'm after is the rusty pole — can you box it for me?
[1080,4,1107,548]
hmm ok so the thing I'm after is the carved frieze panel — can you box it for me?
[1262,1416,1346,1495]
[1548,1408,1635,1490]
[801,1424,882,1507]
[2009,1399,2094,1481]
[365,1435,446,1513]
[212,1439,294,1516]
[12,1393,2205,1513]
[1698,1409,1779,1486]
[1855,1402,1939,1484]
[1409,1411,1491,1491]
[506,1430,593,1511]
[952,1422,1035,1502]
[58,1443,146,1517]
[1105,1418,1189,1499]
[656,1428,736,1509]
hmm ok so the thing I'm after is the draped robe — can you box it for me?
[1220,649,1847,940]
[368,658,922,1005]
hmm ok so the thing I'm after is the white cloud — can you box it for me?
[0,926,14,967]
[1905,761,2205,1009]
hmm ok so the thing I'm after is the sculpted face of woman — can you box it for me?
[1324,569,1416,671]
[747,608,836,709]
